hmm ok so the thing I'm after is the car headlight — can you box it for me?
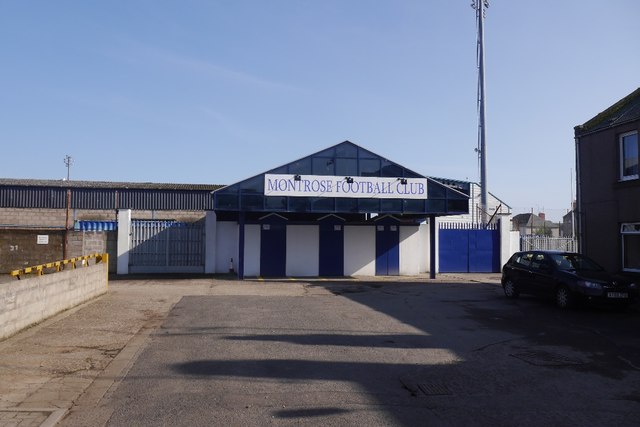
[578,280,602,290]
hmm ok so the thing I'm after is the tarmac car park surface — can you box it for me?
[1,275,640,426]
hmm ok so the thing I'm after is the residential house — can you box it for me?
[574,87,640,276]
[560,207,576,238]
[512,212,560,237]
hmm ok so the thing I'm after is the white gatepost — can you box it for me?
[117,209,132,275]
[433,217,440,274]
[205,211,217,274]
[499,215,513,271]
[418,222,429,273]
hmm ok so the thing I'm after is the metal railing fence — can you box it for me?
[520,235,577,252]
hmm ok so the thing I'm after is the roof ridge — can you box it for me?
[0,177,225,190]
[575,87,640,136]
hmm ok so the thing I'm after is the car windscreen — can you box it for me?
[548,253,604,272]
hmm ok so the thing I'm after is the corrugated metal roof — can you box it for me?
[0,178,224,191]
[75,220,118,231]
[71,188,117,210]
[0,178,221,210]
[428,176,471,194]
[0,186,67,208]
[119,189,215,210]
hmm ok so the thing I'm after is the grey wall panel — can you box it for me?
[1,186,215,211]
[0,187,66,208]
[118,190,215,210]
[71,189,117,209]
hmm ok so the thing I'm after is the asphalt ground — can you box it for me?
[1,274,640,426]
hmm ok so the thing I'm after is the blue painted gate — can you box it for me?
[376,223,400,276]
[439,223,500,273]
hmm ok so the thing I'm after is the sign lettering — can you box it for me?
[264,174,428,199]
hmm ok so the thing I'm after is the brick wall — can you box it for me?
[0,230,65,272]
[0,208,67,228]
[105,232,117,272]
[67,230,84,258]
[76,231,118,272]
[0,262,108,340]
[0,230,118,273]
[0,207,205,227]
[0,207,205,273]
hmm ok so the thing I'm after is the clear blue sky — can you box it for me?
[1,1,638,222]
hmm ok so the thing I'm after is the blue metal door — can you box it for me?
[319,222,344,276]
[439,228,470,272]
[260,223,286,277]
[376,224,400,276]
[439,223,499,273]
[469,228,500,272]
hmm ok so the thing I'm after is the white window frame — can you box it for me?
[621,222,640,272]
[619,131,639,181]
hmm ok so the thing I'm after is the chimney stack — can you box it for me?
[538,212,546,220]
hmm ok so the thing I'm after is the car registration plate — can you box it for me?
[607,292,628,299]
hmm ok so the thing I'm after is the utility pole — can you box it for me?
[64,155,73,181]
[570,168,575,239]
[62,154,73,259]
[472,0,489,224]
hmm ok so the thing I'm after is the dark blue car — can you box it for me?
[501,251,638,309]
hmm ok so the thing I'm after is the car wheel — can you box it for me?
[555,286,573,309]
[503,279,519,298]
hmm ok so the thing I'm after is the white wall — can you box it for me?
[215,221,239,273]
[400,226,421,275]
[116,209,131,275]
[344,226,375,276]
[243,224,261,277]
[510,231,520,257]
[496,216,520,271]
[286,225,319,276]
[419,223,429,273]
[499,216,511,270]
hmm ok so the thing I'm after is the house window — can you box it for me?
[620,131,639,180]
[621,223,640,272]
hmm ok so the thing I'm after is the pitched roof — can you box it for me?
[428,176,470,194]
[428,177,511,209]
[213,140,469,215]
[512,213,558,228]
[0,178,224,192]
[575,87,640,137]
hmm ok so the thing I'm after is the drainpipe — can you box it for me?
[115,190,120,221]
[574,136,583,253]
[64,188,71,259]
